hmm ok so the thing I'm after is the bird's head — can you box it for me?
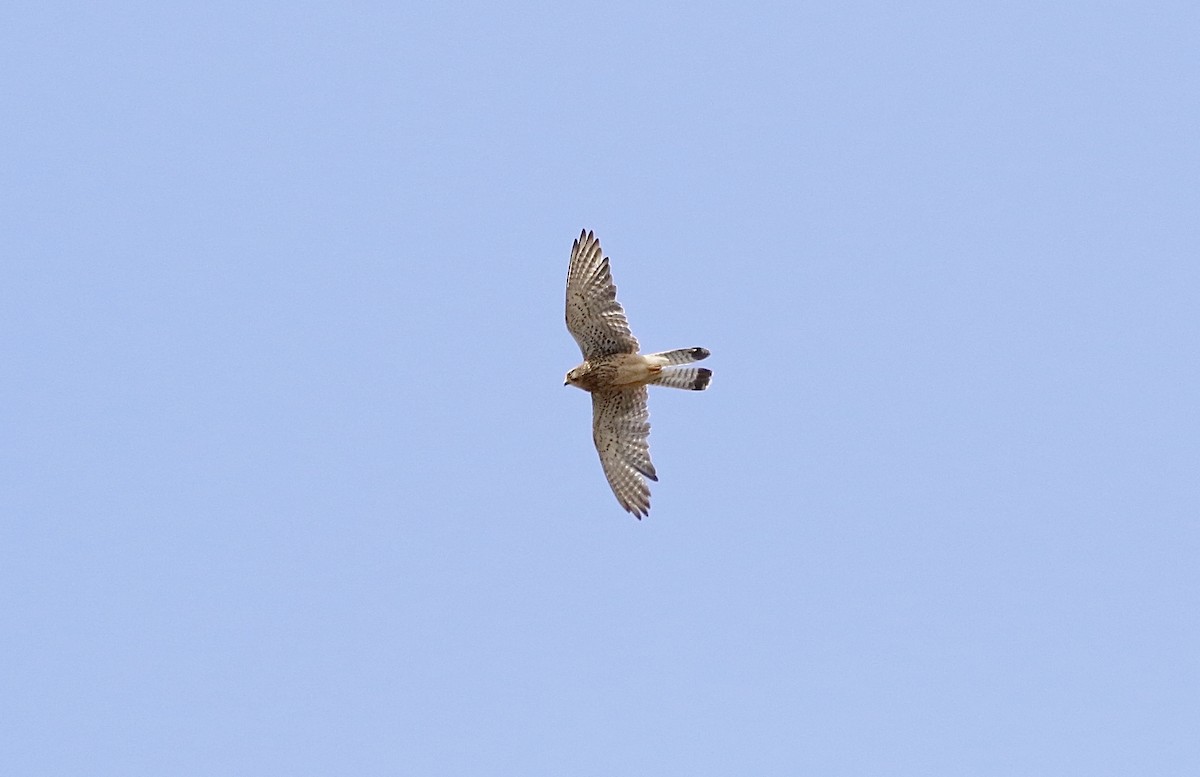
[564,365,585,388]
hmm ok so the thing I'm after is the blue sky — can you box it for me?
[3,2,1198,774]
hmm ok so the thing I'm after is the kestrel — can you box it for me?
[564,229,712,519]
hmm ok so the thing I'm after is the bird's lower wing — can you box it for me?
[592,387,657,519]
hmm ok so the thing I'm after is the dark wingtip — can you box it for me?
[693,368,713,390]
[692,347,710,361]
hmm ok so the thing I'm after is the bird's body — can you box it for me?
[563,229,712,519]
[566,353,660,392]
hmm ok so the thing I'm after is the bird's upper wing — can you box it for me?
[565,230,640,358]
[592,387,657,519]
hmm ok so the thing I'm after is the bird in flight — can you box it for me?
[563,229,712,519]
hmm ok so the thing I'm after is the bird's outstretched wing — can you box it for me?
[592,387,657,519]
[565,230,640,359]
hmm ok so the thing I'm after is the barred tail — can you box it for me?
[650,367,712,391]
[646,347,710,366]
